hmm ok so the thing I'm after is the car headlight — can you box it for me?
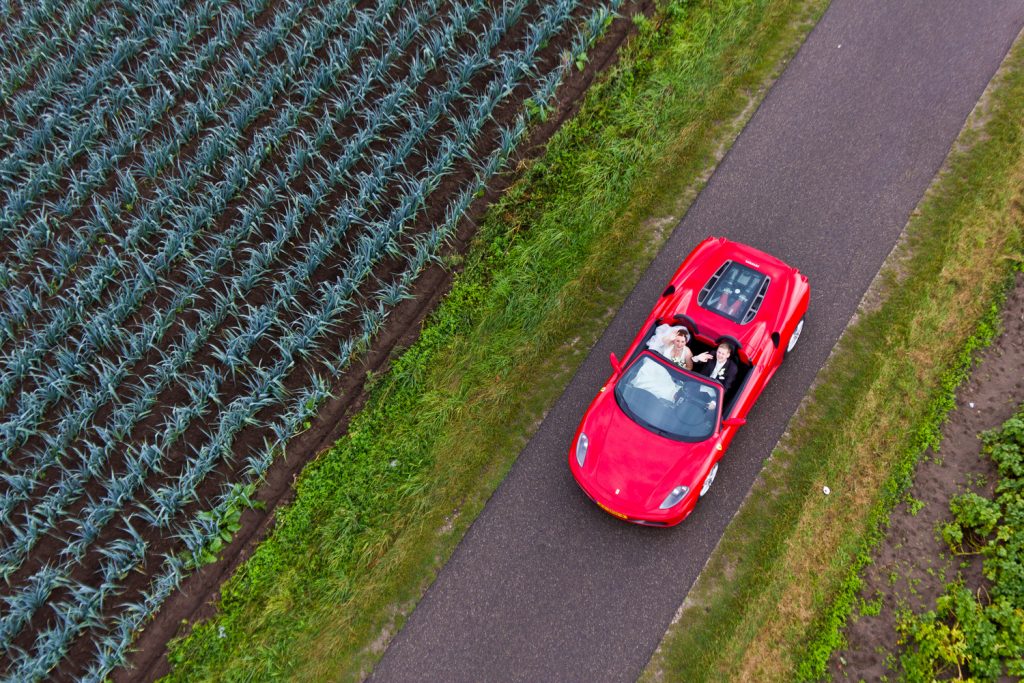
[575,433,589,467]
[659,485,690,509]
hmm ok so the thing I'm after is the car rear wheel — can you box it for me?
[700,462,719,497]
[786,317,804,353]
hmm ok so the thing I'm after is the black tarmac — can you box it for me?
[371,2,1024,681]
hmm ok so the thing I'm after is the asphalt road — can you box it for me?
[371,2,1024,681]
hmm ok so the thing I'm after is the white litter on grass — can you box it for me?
[823,486,831,495]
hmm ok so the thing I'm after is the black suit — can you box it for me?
[694,357,737,396]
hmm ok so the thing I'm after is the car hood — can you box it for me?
[580,391,715,513]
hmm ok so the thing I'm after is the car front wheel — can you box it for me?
[700,462,719,497]
[787,317,804,353]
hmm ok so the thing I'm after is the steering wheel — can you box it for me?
[675,400,707,429]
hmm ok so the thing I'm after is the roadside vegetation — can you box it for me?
[163,0,829,678]
[641,30,1024,683]
[896,406,1024,681]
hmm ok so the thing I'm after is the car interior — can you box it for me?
[630,320,752,418]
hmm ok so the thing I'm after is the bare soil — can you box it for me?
[830,273,1024,681]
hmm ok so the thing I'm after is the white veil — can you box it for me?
[646,323,685,356]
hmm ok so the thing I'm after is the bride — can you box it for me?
[646,324,694,370]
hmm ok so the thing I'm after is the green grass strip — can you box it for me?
[642,31,1024,683]
[163,0,827,679]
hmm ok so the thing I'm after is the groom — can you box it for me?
[692,341,737,396]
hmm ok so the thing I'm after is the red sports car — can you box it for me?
[569,237,809,526]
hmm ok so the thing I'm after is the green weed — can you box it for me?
[898,410,1024,681]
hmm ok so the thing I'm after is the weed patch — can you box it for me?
[896,409,1024,681]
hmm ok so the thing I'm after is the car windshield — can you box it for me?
[614,353,722,441]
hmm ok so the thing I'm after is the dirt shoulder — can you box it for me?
[831,272,1024,680]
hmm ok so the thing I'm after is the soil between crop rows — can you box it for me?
[0,0,650,679]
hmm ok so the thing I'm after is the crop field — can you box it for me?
[0,0,626,678]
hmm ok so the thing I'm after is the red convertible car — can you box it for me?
[569,237,809,526]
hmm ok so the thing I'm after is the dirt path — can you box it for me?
[831,273,1024,680]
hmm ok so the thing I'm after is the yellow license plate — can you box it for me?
[597,501,627,520]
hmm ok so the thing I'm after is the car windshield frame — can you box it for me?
[613,352,723,442]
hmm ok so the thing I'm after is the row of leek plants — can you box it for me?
[0,0,286,315]
[0,0,367,407]
[0,0,264,265]
[0,0,307,306]
[0,0,370,359]
[0,0,96,69]
[0,0,106,135]
[0,0,268,264]
[0,0,200,177]
[0,0,168,144]
[0,0,319,264]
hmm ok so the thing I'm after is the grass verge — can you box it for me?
[640,29,1024,683]
[161,0,827,679]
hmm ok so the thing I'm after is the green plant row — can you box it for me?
[896,407,1024,681]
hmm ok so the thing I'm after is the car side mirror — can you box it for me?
[722,417,746,428]
[609,352,623,375]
